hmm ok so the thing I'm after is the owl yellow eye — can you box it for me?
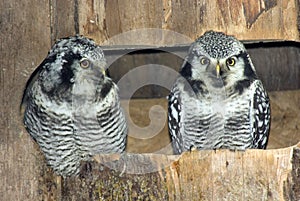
[200,57,209,65]
[226,57,236,66]
[80,59,90,68]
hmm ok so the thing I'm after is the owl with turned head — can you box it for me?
[22,36,127,177]
[168,31,270,154]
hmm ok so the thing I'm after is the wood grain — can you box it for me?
[0,0,52,200]
[50,0,77,43]
[74,0,300,44]
[164,0,299,42]
[56,143,300,200]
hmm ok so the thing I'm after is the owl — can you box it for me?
[168,31,270,154]
[21,36,127,177]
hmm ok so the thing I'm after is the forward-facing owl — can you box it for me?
[22,36,127,177]
[168,31,270,154]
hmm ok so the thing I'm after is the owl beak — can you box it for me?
[101,68,106,76]
[216,63,221,78]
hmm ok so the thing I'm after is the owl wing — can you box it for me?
[20,58,50,113]
[24,83,80,176]
[168,83,184,154]
[250,80,271,149]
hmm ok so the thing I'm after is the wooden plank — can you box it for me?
[0,0,53,200]
[163,0,299,42]
[50,0,77,43]
[285,147,300,199]
[169,0,299,40]
[75,0,299,44]
[76,0,163,45]
[104,0,162,36]
[56,143,299,200]
[76,0,108,43]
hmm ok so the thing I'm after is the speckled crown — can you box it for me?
[192,31,246,59]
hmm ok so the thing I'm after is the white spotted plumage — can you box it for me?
[22,36,127,177]
[168,31,270,154]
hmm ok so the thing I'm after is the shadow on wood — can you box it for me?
[51,143,300,201]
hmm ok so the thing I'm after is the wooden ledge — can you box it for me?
[51,143,300,201]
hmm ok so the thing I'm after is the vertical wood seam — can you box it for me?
[74,0,79,34]
[49,0,56,44]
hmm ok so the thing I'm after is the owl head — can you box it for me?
[180,31,257,88]
[22,35,111,105]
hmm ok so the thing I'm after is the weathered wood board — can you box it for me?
[45,143,300,200]
[45,0,300,44]
[76,0,300,45]
[0,0,51,201]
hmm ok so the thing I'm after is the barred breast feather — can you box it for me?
[168,31,270,154]
[22,36,127,177]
